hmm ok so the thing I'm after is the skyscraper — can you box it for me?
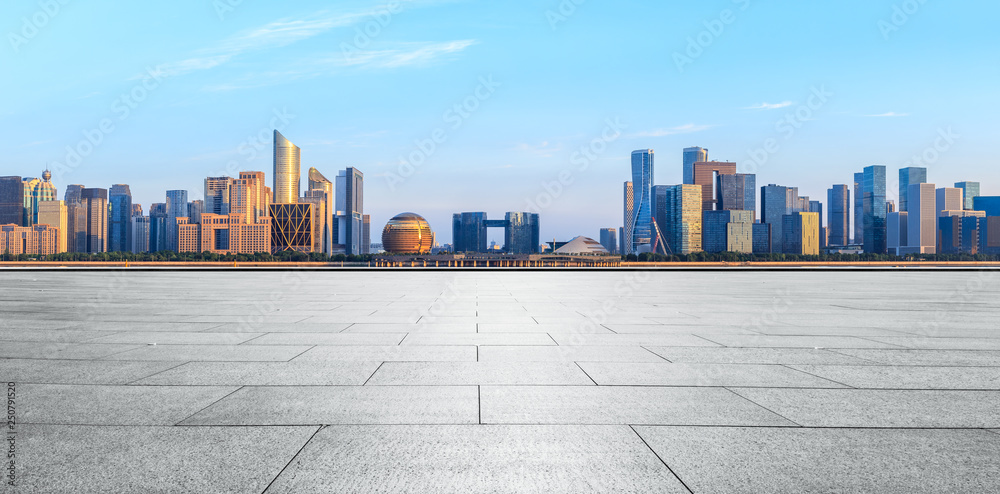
[270,203,313,253]
[205,176,232,216]
[887,211,907,255]
[904,183,936,254]
[853,172,864,245]
[0,176,24,226]
[650,185,670,251]
[599,228,617,255]
[974,196,1000,217]
[300,190,328,254]
[21,177,40,226]
[131,214,150,253]
[955,182,980,210]
[862,165,887,254]
[502,212,539,254]
[622,181,634,255]
[761,184,797,253]
[682,147,708,185]
[718,173,756,218]
[23,170,57,226]
[273,130,301,204]
[667,184,702,254]
[165,190,188,252]
[64,185,86,252]
[899,167,927,212]
[307,168,334,255]
[109,184,132,253]
[231,171,269,223]
[693,161,737,212]
[37,200,67,253]
[81,188,108,253]
[630,150,654,253]
[148,203,168,252]
[452,212,487,253]
[703,210,753,253]
[335,167,364,255]
[936,187,964,216]
[362,214,371,255]
[827,185,850,246]
[782,212,820,255]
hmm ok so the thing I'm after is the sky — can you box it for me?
[2,0,999,245]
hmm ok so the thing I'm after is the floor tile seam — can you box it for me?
[173,385,246,426]
[777,364,858,389]
[627,425,694,494]
[260,425,325,494]
[722,387,803,427]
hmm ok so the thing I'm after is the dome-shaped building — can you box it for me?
[382,213,434,254]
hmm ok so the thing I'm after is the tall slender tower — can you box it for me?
[335,167,364,255]
[109,184,132,253]
[630,150,653,253]
[682,147,708,185]
[273,130,301,204]
[862,165,887,254]
[899,167,927,212]
[853,172,864,245]
[622,181,634,255]
[827,185,850,247]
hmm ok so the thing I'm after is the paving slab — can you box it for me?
[65,321,226,332]
[863,336,1000,350]
[293,345,477,362]
[245,332,406,345]
[133,361,382,385]
[634,426,1000,494]
[645,346,871,365]
[788,365,1000,390]
[102,344,313,361]
[697,334,906,349]
[548,334,721,346]
[478,345,667,362]
[85,331,264,345]
[0,342,142,360]
[0,359,180,385]
[578,362,846,388]
[181,385,479,425]
[400,333,556,346]
[19,383,238,425]
[476,323,615,334]
[602,324,759,335]
[15,424,317,493]
[0,328,113,343]
[266,425,687,493]
[343,323,477,333]
[481,386,794,426]
[366,362,595,385]
[831,349,1000,366]
[206,322,353,333]
[731,388,1000,427]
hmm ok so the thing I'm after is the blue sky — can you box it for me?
[3,0,998,244]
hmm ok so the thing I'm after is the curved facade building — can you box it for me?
[382,213,433,254]
[273,130,301,204]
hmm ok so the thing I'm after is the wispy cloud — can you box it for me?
[866,112,910,117]
[743,101,794,110]
[629,124,712,138]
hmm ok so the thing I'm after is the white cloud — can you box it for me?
[742,101,794,110]
[629,124,712,138]
[866,112,910,117]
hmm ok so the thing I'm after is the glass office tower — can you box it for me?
[504,212,539,254]
[863,165,887,254]
[898,167,927,212]
[109,184,132,253]
[273,130,301,204]
[165,190,188,252]
[718,173,756,219]
[853,172,864,245]
[682,147,708,185]
[630,150,653,253]
[452,212,487,253]
[827,185,850,246]
[335,167,364,255]
[622,182,634,254]
[955,182,980,210]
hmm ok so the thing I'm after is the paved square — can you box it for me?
[2,269,999,492]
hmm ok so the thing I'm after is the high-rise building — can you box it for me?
[132,204,143,217]
[862,165,887,254]
[703,210,753,253]
[809,201,826,249]
[0,224,58,255]
[761,184,797,253]
[650,185,671,252]
[682,147,708,185]
[188,200,204,225]
[630,150,654,253]
[853,172,864,245]
[165,190,188,252]
[599,228,617,255]
[22,170,57,226]
[0,176,24,226]
[335,167,364,255]
[362,214,371,255]
[273,130,301,204]
[307,168,334,255]
[300,190,328,254]
[938,216,980,254]
[782,212,820,255]
[955,182,980,211]
[899,167,927,212]
[230,171,269,223]
[936,187,964,216]
[80,188,108,253]
[205,177,232,216]
[827,185,850,246]
[452,212,487,253]
[752,223,771,254]
[622,181,634,254]
[973,196,1000,217]
[505,212,539,254]
[109,184,132,253]
[887,211,908,255]
[148,203,168,252]
[718,173,756,218]
[20,177,40,226]
[64,185,86,252]
[903,183,936,254]
[270,203,313,253]
[666,184,702,254]
[131,215,150,253]
[693,161,737,212]
[37,200,67,253]
[979,217,1000,254]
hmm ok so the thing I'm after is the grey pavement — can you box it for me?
[2,269,1000,492]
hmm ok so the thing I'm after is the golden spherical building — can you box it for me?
[382,213,434,254]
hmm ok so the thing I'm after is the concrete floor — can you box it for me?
[2,269,1000,493]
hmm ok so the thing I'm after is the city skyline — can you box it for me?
[3,2,999,244]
